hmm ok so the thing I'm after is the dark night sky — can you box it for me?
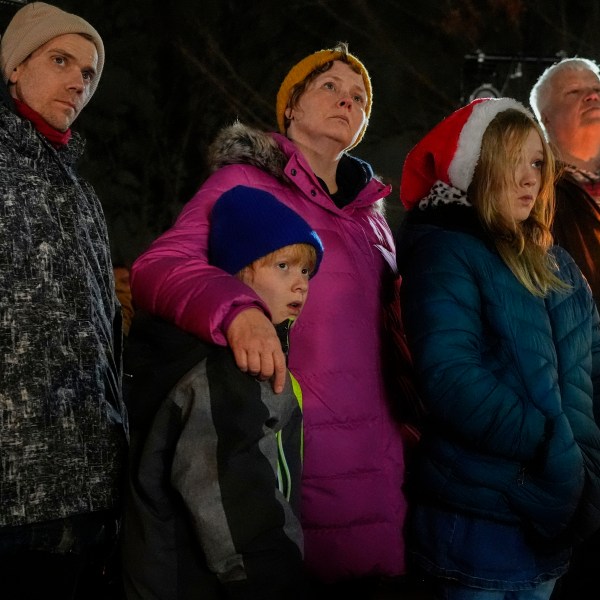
[2,0,598,264]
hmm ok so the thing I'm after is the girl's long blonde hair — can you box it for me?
[468,109,568,296]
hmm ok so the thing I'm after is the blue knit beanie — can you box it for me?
[209,185,324,277]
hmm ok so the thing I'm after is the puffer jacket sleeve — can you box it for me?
[551,248,600,543]
[130,166,269,345]
[592,302,600,425]
[400,229,547,461]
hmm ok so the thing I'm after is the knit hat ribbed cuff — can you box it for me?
[209,185,324,277]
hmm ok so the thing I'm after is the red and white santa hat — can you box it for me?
[400,97,533,210]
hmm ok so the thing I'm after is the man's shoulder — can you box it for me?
[0,102,85,163]
[555,169,600,216]
[0,104,25,149]
[556,168,583,189]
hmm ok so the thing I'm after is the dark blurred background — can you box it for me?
[1,0,598,265]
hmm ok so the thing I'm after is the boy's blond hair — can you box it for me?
[237,243,318,284]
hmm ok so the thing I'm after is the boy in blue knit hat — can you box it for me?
[121,186,323,600]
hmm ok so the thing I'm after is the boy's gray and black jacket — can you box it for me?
[0,100,127,528]
[121,313,306,600]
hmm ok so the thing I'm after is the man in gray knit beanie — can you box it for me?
[0,1,104,130]
[0,4,127,599]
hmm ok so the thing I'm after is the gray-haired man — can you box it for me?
[530,56,600,600]
[530,57,600,306]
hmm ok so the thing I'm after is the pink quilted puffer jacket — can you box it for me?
[131,123,407,582]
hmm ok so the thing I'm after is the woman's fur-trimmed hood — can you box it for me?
[208,121,289,182]
[207,121,388,215]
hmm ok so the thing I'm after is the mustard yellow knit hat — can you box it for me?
[276,47,372,149]
[0,2,104,98]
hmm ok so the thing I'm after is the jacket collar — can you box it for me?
[208,121,390,210]
[0,102,83,166]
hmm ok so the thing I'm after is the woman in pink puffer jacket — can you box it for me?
[130,43,410,584]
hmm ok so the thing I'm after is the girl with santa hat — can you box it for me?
[396,97,600,600]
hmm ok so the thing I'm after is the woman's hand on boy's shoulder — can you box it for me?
[227,308,286,393]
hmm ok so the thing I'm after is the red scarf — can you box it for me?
[13,98,72,148]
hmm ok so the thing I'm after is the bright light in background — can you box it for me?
[469,83,500,100]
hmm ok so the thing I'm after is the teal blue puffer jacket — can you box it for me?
[397,205,600,544]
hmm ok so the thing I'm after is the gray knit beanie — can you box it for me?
[0,2,104,98]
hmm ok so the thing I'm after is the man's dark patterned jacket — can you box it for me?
[0,99,127,527]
